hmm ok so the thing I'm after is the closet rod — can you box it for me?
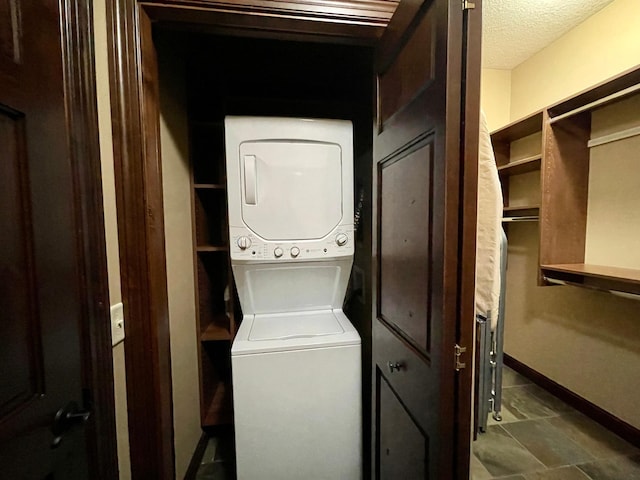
[549,84,640,124]
[588,125,640,148]
[545,277,640,301]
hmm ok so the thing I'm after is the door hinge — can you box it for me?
[455,344,467,371]
[462,0,476,10]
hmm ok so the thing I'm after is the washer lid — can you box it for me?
[249,310,343,341]
[232,309,361,356]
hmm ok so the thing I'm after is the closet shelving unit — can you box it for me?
[491,110,543,224]
[189,115,238,426]
[539,65,640,296]
[493,65,640,295]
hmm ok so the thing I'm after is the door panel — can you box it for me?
[379,140,433,353]
[378,377,428,479]
[373,0,479,478]
[0,108,44,421]
[0,0,96,477]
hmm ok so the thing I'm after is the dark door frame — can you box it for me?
[104,1,478,478]
[59,0,118,477]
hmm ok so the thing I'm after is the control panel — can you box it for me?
[230,226,354,262]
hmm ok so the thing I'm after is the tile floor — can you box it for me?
[195,367,640,479]
[472,366,640,480]
[195,431,236,480]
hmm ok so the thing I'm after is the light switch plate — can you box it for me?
[111,302,125,347]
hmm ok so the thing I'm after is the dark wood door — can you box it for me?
[0,0,109,478]
[372,0,480,478]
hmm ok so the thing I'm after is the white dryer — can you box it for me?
[225,116,362,479]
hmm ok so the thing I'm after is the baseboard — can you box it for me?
[504,353,640,449]
[184,432,209,480]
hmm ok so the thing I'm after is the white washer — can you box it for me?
[225,117,362,479]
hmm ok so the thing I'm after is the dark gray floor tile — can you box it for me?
[523,465,591,479]
[471,453,493,479]
[503,367,532,387]
[501,386,558,421]
[547,412,639,460]
[473,425,545,477]
[503,419,594,468]
[521,384,575,415]
[196,461,236,480]
[200,437,219,464]
[577,453,640,480]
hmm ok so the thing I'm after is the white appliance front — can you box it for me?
[231,258,352,315]
[226,116,354,264]
[232,310,362,480]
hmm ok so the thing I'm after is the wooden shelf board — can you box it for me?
[197,245,228,252]
[201,320,231,342]
[203,382,233,426]
[503,206,540,220]
[194,183,226,190]
[502,216,538,223]
[541,263,640,295]
[490,111,543,143]
[498,155,541,177]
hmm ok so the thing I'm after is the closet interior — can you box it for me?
[493,66,640,294]
[155,29,375,432]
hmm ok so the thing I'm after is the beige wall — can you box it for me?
[482,0,640,429]
[480,68,511,132]
[510,0,640,122]
[157,37,203,478]
[93,0,131,478]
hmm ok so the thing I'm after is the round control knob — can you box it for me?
[335,233,348,246]
[290,246,300,258]
[274,247,284,258]
[237,236,251,250]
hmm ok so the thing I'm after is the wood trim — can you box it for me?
[142,0,392,45]
[183,432,209,480]
[504,354,640,448]
[105,2,175,478]
[455,1,481,478]
[60,0,118,477]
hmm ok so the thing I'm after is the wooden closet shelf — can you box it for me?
[197,245,228,252]
[491,111,543,143]
[194,183,226,190]
[541,263,640,296]
[497,155,541,177]
[203,382,233,427]
[201,320,231,342]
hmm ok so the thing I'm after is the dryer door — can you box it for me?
[239,141,343,240]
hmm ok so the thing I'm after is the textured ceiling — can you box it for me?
[483,0,615,69]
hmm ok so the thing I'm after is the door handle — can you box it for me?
[387,361,403,373]
[244,154,257,205]
[51,401,91,449]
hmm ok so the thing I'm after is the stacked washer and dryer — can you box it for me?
[224,117,362,479]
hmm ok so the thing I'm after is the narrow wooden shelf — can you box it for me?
[541,263,640,296]
[503,206,539,223]
[201,319,231,342]
[194,183,226,190]
[203,382,233,426]
[197,245,228,253]
[491,110,543,143]
[498,154,541,177]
